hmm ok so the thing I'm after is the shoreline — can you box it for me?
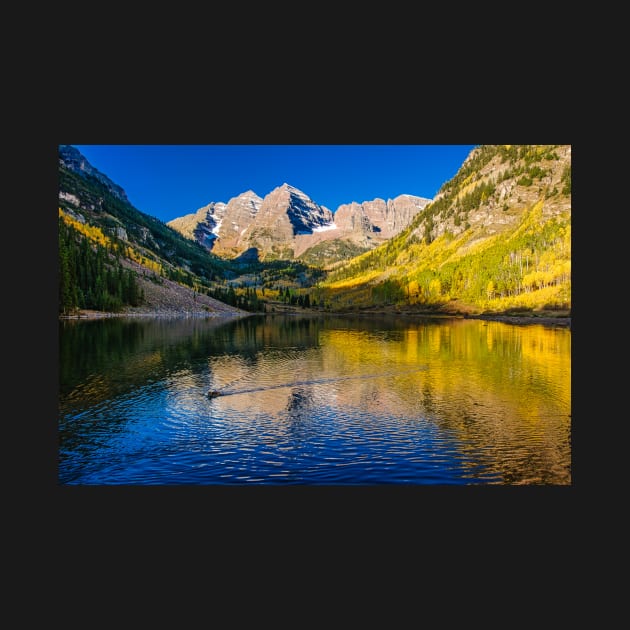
[334,311,571,328]
[59,308,252,320]
[472,313,570,327]
[59,308,570,328]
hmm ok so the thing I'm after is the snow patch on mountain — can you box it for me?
[313,222,338,232]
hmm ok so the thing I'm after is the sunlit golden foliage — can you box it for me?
[484,283,570,311]
[59,208,112,249]
[313,196,570,313]
[325,269,383,290]
[124,246,163,275]
[60,208,165,276]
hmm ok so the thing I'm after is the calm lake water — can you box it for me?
[59,314,571,485]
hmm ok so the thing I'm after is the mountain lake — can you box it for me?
[58,313,571,485]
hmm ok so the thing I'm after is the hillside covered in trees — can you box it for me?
[307,145,571,316]
[59,210,144,312]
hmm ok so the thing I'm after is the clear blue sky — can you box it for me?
[71,145,477,223]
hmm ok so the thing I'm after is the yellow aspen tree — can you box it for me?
[429,278,441,300]
[486,280,495,300]
[408,280,420,302]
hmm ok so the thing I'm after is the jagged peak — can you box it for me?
[338,193,432,209]
[238,189,262,201]
[395,193,432,202]
[200,201,226,211]
[392,193,433,207]
[226,190,262,208]
[277,183,310,199]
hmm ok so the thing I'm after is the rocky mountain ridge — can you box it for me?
[59,145,129,203]
[168,183,431,262]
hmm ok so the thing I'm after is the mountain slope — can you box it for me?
[166,201,228,250]
[59,145,232,283]
[58,145,247,316]
[312,145,571,315]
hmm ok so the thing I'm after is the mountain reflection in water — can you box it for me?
[59,314,571,485]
